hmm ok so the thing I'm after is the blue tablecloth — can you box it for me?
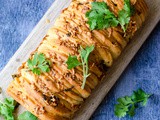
[0,0,159,120]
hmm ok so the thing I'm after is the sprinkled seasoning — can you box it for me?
[66,32,72,37]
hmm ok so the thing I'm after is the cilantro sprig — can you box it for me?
[118,0,134,31]
[27,53,50,75]
[0,97,38,120]
[86,2,119,30]
[80,46,95,89]
[114,88,152,118]
[86,0,133,31]
[0,97,16,120]
[66,45,95,89]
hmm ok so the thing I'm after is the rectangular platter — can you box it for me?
[0,0,160,119]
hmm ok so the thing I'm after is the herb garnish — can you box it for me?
[18,111,37,120]
[0,97,16,120]
[79,46,95,89]
[114,88,151,118]
[66,55,81,69]
[66,45,95,89]
[118,0,134,31]
[86,0,133,31]
[0,89,38,120]
[27,53,50,75]
[0,97,37,120]
[85,2,119,30]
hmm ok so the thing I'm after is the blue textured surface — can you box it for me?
[0,1,160,120]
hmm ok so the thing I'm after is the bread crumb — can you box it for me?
[46,19,50,23]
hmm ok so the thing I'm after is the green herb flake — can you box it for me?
[0,97,16,120]
[114,88,152,118]
[27,53,50,75]
[18,111,38,120]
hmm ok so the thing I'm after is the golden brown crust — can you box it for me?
[7,0,148,120]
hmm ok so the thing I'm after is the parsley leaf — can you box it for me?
[86,2,119,30]
[18,111,37,120]
[27,53,50,75]
[0,97,16,120]
[66,55,81,69]
[66,45,95,89]
[86,1,133,31]
[114,88,151,118]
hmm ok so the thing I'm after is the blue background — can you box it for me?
[0,0,160,120]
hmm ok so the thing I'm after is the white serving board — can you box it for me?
[0,0,160,120]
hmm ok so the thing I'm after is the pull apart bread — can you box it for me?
[7,0,148,120]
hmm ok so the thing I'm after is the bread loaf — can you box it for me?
[7,0,148,119]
